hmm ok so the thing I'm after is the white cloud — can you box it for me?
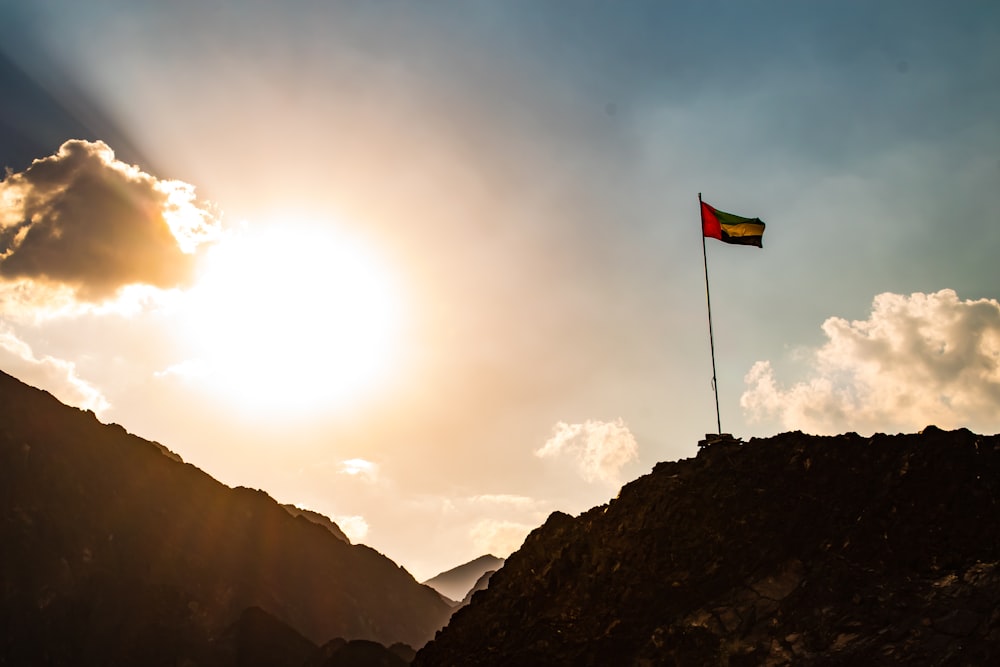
[339,458,379,481]
[535,418,639,485]
[154,358,208,380]
[742,289,1000,434]
[0,324,109,414]
[333,515,369,542]
[470,518,533,557]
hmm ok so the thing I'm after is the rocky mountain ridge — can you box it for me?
[414,428,1000,666]
[281,505,351,544]
[6,364,1000,665]
[0,370,451,665]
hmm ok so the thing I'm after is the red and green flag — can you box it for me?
[701,201,765,248]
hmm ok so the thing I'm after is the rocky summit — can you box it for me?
[414,428,1000,666]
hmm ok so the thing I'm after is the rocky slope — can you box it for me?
[282,505,351,544]
[0,370,451,665]
[457,568,498,608]
[414,428,1000,666]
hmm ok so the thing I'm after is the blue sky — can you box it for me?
[2,0,999,579]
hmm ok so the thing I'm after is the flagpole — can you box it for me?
[699,192,722,435]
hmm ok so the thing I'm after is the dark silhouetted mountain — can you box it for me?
[306,638,411,667]
[0,370,452,666]
[414,428,1000,666]
[282,504,351,544]
[422,554,504,602]
[215,606,318,667]
[386,641,418,664]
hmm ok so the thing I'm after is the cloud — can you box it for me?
[154,358,208,381]
[742,289,1000,434]
[0,140,219,301]
[0,323,109,413]
[535,418,639,485]
[470,518,533,557]
[332,515,369,543]
[339,458,379,481]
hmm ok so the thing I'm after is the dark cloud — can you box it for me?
[0,140,219,300]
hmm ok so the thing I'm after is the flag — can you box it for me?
[701,200,765,248]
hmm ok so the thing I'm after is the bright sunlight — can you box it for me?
[173,218,403,418]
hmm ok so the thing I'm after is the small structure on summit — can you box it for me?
[697,432,742,449]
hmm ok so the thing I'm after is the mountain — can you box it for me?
[0,370,452,665]
[215,606,417,667]
[457,568,498,608]
[305,638,413,667]
[422,554,505,602]
[414,428,1000,666]
[282,504,351,544]
[215,606,319,667]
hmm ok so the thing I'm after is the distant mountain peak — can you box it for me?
[423,554,506,603]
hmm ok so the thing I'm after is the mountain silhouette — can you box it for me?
[414,429,1000,665]
[422,554,504,603]
[7,364,1000,665]
[215,606,319,667]
[0,370,451,665]
[457,567,498,608]
[305,638,412,667]
[282,504,351,544]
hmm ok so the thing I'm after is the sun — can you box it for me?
[175,217,403,417]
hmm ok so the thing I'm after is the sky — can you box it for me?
[1,0,999,582]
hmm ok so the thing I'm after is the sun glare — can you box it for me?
[175,218,403,417]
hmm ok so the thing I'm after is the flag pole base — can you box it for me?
[697,433,741,449]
